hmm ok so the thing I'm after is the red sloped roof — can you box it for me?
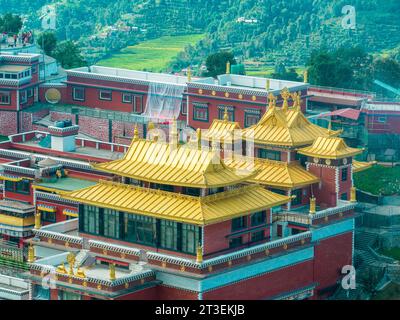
[318,108,361,120]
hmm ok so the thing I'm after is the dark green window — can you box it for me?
[41,210,56,223]
[232,216,247,231]
[183,187,201,196]
[82,205,100,234]
[16,180,30,194]
[103,209,120,239]
[124,214,156,246]
[251,212,266,226]
[251,230,265,242]
[193,104,209,122]
[229,236,243,248]
[181,224,200,254]
[258,149,281,161]
[5,180,15,192]
[291,189,303,206]
[160,220,179,251]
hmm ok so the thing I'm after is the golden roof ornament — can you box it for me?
[226,61,231,74]
[76,267,86,279]
[133,125,139,141]
[56,263,67,274]
[147,121,155,131]
[67,252,76,275]
[27,244,35,263]
[196,244,203,264]
[109,263,116,281]
[34,210,41,229]
[223,107,229,122]
[291,92,299,109]
[281,88,290,112]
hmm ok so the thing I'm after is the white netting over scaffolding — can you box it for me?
[142,82,185,120]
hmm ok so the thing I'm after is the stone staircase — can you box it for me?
[355,231,378,251]
[74,250,90,268]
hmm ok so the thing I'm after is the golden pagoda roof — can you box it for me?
[225,156,319,188]
[298,136,363,160]
[203,119,242,142]
[243,107,340,147]
[353,160,376,173]
[92,139,256,188]
[61,181,290,226]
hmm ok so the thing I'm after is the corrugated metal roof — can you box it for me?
[353,160,375,173]
[61,181,290,225]
[243,107,340,147]
[298,136,363,159]
[203,119,241,141]
[93,139,255,188]
[225,157,319,188]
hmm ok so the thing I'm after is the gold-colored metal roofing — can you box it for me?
[225,156,319,188]
[60,181,290,225]
[243,107,340,147]
[353,160,376,173]
[203,119,242,142]
[298,136,363,160]
[92,139,255,188]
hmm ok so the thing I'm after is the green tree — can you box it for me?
[0,13,22,34]
[204,51,236,78]
[37,32,58,56]
[53,41,86,69]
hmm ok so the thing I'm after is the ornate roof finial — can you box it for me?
[223,107,229,122]
[133,125,139,141]
[34,210,41,229]
[110,263,116,281]
[268,93,276,111]
[196,244,203,264]
[281,88,290,112]
[147,121,155,131]
[187,66,192,82]
[327,119,332,134]
[27,244,35,263]
[226,60,231,74]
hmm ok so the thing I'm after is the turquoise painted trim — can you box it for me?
[311,218,354,242]
[155,247,314,293]
[200,247,314,292]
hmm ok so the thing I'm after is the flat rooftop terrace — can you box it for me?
[35,177,98,192]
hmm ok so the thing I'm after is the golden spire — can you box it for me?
[327,119,332,135]
[196,128,202,150]
[223,107,229,122]
[67,252,75,275]
[147,121,155,131]
[226,61,231,74]
[281,88,290,112]
[34,210,41,229]
[27,244,35,263]
[303,70,308,83]
[196,244,203,264]
[109,263,116,281]
[187,66,192,82]
[309,196,316,214]
[133,125,139,141]
[350,187,357,203]
[268,93,276,111]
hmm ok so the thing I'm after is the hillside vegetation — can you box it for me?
[1,0,400,70]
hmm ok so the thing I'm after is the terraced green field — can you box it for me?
[97,34,204,72]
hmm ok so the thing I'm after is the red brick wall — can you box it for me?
[0,111,17,136]
[156,285,198,300]
[313,231,353,299]
[308,164,337,208]
[78,116,109,141]
[204,220,231,255]
[203,259,314,300]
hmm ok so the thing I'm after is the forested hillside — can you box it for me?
[1,0,399,67]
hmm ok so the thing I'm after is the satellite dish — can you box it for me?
[45,88,61,104]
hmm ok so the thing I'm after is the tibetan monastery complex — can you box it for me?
[0,53,376,300]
